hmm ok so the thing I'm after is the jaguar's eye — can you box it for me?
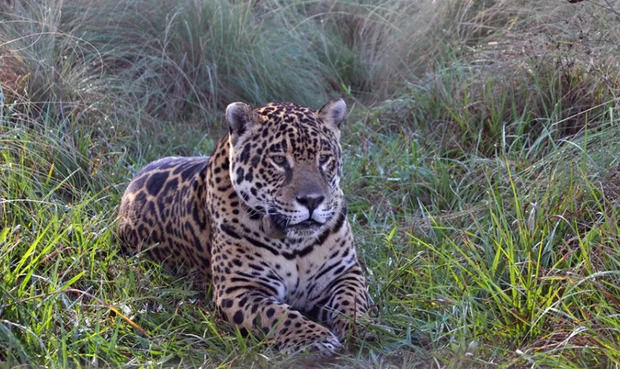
[271,154,287,166]
[318,154,330,165]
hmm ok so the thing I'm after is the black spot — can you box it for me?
[329,250,340,259]
[192,204,206,229]
[332,206,347,232]
[164,221,173,235]
[146,172,168,196]
[297,245,314,258]
[233,310,244,324]
[334,265,346,276]
[248,263,264,271]
[220,159,229,170]
[314,262,340,280]
[240,144,251,163]
[266,308,275,318]
[222,298,233,308]
[201,256,210,267]
[221,224,241,239]
[236,167,245,184]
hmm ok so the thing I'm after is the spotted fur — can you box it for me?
[118,99,369,354]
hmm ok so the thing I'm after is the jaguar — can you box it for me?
[118,99,369,354]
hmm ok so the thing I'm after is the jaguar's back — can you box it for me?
[118,156,212,277]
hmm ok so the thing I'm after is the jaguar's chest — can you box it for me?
[277,256,323,306]
[262,231,353,309]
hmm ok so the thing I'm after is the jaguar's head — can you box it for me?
[225,99,347,239]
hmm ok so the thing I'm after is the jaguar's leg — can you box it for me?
[313,263,370,341]
[215,288,341,355]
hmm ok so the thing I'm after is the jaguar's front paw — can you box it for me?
[277,324,342,357]
[307,330,342,356]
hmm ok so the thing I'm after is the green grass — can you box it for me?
[1,0,619,367]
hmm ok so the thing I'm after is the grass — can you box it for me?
[1,0,619,367]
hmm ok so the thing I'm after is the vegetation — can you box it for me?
[1,0,618,367]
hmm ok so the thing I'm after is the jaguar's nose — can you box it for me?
[296,194,325,213]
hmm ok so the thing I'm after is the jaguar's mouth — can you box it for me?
[290,219,322,229]
[269,214,323,232]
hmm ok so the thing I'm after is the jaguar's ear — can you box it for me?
[318,98,347,129]
[226,102,256,144]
